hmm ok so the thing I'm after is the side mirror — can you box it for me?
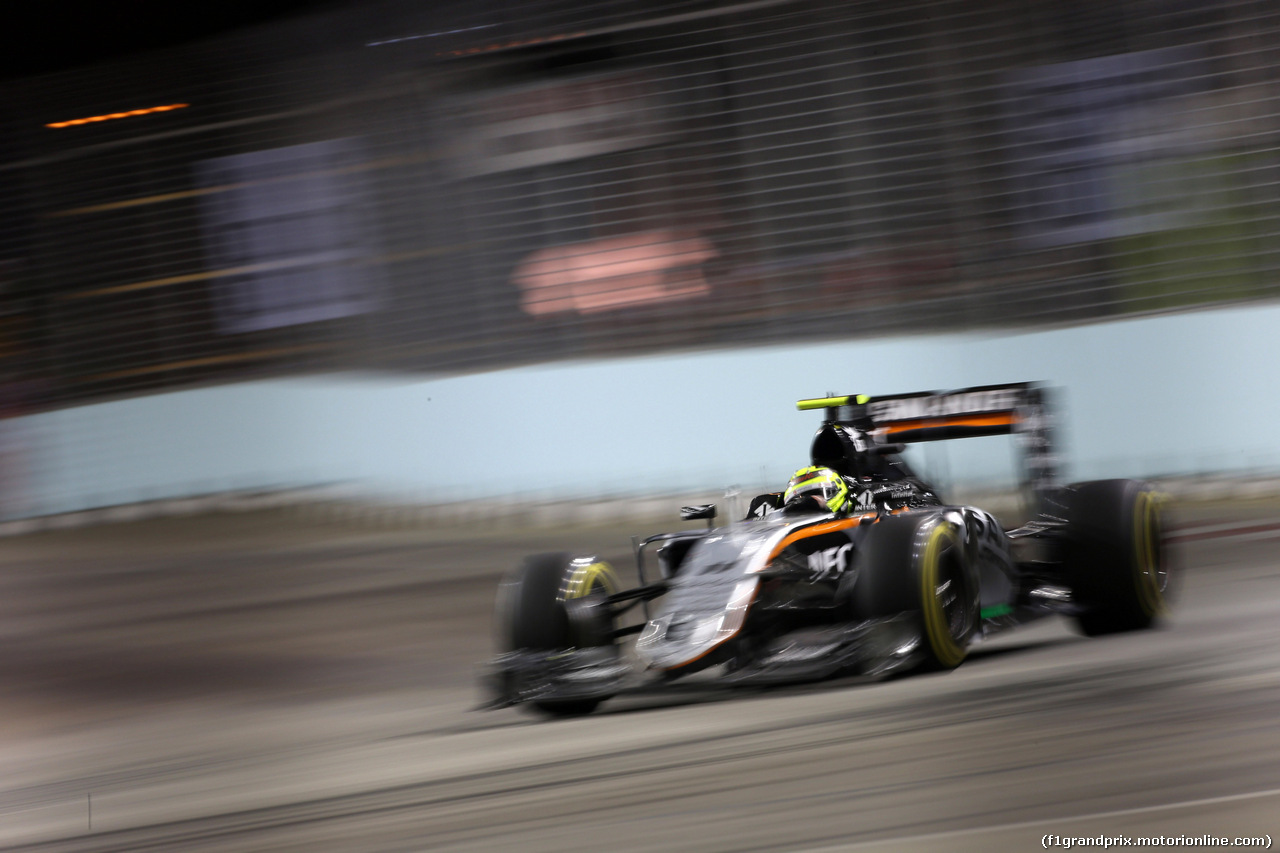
[680,504,717,522]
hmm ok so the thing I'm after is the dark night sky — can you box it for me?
[0,1,333,80]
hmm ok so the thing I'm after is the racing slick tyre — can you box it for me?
[1063,479,1170,636]
[495,552,620,716]
[849,513,978,670]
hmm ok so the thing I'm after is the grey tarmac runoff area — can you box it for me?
[0,499,1277,852]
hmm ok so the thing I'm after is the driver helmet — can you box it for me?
[782,466,849,514]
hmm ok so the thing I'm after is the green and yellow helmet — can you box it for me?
[783,466,849,513]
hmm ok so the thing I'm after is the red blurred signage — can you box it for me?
[514,230,716,315]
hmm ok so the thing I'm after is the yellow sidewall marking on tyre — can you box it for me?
[920,523,966,668]
[1132,492,1168,618]
[563,561,620,601]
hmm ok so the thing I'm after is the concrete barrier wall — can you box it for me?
[11,302,1277,517]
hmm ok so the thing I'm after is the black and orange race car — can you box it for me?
[484,383,1171,716]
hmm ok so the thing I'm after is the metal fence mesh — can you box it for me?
[1,0,1278,410]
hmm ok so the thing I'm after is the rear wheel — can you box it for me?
[1063,480,1170,635]
[849,513,977,669]
[495,552,620,716]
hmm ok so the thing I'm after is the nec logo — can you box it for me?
[808,543,853,579]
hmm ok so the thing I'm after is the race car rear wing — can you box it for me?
[797,382,1059,512]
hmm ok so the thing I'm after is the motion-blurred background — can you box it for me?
[4,7,1280,850]
[2,0,1278,519]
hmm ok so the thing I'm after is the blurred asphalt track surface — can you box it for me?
[0,499,1277,851]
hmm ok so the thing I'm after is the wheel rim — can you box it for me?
[920,522,970,667]
[937,553,970,639]
[1134,492,1169,617]
[936,555,962,635]
[561,560,620,601]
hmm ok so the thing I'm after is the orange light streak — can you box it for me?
[46,103,189,129]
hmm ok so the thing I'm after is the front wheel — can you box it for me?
[849,512,978,670]
[494,552,620,716]
[916,520,974,668]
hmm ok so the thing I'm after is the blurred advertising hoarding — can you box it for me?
[196,139,382,334]
[1004,46,1213,247]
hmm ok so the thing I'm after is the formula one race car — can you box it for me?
[483,383,1171,716]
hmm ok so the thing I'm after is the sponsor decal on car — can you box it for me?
[868,388,1023,423]
[807,542,853,580]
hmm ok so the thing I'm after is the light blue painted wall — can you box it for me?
[14,302,1274,516]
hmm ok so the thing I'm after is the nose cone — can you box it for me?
[634,578,759,670]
